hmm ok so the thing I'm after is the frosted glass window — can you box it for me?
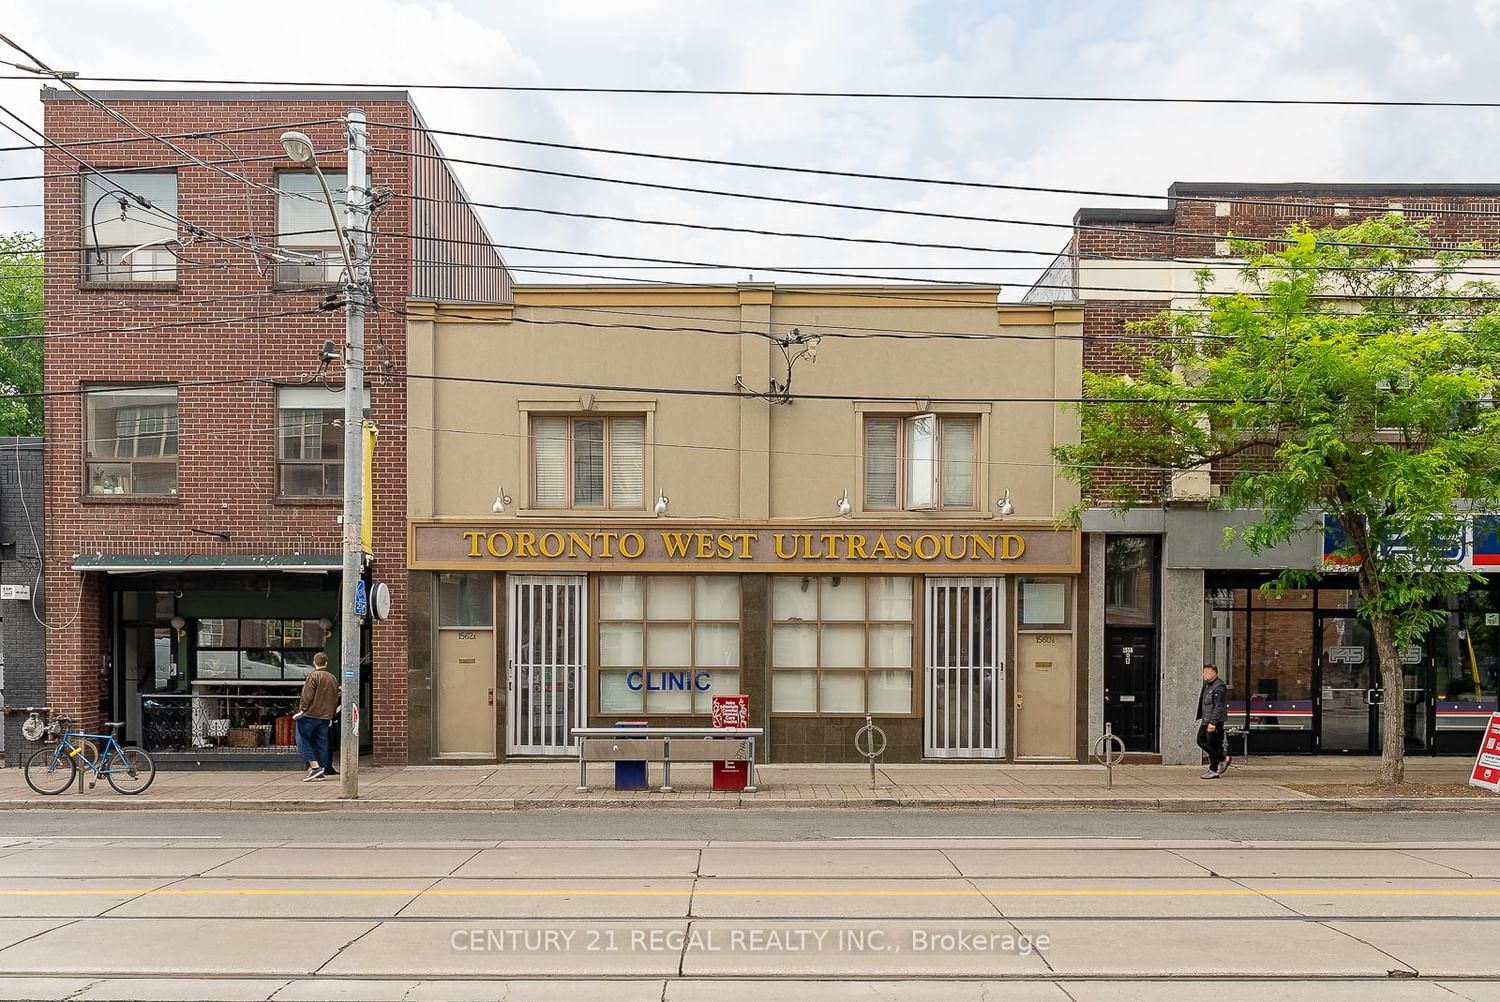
[600,574,740,717]
[598,623,643,667]
[772,623,818,667]
[820,577,866,620]
[772,577,818,621]
[647,577,693,619]
[646,624,691,666]
[646,686,693,714]
[694,576,740,620]
[820,624,866,668]
[869,577,914,621]
[868,671,913,713]
[693,671,740,713]
[598,671,639,713]
[869,625,913,668]
[1020,579,1070,630]
[694,623,739,666]
[820,673,865,713]
[772,671,817,712]
[598,576,643,620]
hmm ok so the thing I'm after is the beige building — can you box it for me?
[405,284,1085,764]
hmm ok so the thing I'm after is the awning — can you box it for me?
[71,553,342,574]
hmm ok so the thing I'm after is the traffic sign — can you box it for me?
[1468,713,1500,793]
[354,579,369,618]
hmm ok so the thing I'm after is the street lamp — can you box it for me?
[282,115,369,800]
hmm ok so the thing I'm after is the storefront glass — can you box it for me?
[597,575,740,714]
[771,575,914,714]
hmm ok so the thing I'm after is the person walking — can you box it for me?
[294,652,339,782]
[1196,663,1232,779]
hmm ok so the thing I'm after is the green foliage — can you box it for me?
[1056,215,1500,780]
[0,232,42,436]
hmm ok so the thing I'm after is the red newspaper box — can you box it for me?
[711,694,750,792]
[1468,712,1500,793]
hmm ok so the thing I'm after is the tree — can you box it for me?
[0,232,43,436]
[1057,215,1500,784]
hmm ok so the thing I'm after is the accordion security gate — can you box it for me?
[507,575,587,756]
[924,576,1005,758]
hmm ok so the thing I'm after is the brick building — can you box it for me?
[40,88,509,764]
[1027,183,1500,764]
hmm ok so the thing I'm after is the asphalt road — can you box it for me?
[0,807,1497,841]
[0,812,1498,999]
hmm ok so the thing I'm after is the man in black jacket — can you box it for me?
[1196,664,1232,779]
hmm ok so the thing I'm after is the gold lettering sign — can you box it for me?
[428,524,1075,573]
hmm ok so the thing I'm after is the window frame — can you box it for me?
[275,384,348,502]
[79,169,180,287]
[192,616,331,684]
[523,404,653,513]
[770,575,919,717]
[593,575,742,716]
[858,407,987,514]
[273,169,349,288]
[82,384,180,500]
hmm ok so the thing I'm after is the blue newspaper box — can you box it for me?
[613,721,650,791]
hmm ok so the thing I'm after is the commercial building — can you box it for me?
[1026,183,1500,763]
[41,89,508,764]
[405,285,1085,763]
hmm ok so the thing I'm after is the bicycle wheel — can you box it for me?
[105,746,156,795]
[24,745,77,796]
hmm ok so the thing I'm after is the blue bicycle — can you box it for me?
[24,718,156,796]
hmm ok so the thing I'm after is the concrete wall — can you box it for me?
[1160,566,1207,765]
[0,439,44,763]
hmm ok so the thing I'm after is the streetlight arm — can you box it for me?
[309,163,358,286]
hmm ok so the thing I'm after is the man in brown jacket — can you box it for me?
[294,652,339,781]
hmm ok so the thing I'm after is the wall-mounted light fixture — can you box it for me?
[835,489,852,518]
[170,615,187,639]
[491,485,512,514]
[654,489,670,516]
[996,490,1015,517]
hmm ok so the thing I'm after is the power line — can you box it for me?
[366,118,1500,221]
[6,74,1499,108]
[0,118,342,156]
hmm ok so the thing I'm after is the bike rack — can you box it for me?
[854,714,888,790]
[1091,722,1127,788]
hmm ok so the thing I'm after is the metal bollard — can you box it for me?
[1091,722,1127,788]
[854,714,888,790]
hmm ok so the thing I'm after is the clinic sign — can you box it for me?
[410,522,1079,572]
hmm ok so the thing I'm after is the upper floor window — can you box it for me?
[84,385,177,496]
[531,415,645,509]
[864,414,978,511]
[276,386,344,498]
[275,171,347,286]
[81,171,178,284]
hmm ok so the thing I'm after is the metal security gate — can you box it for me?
[924,577,1005,758]
[507,575,587,756]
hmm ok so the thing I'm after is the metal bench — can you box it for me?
[1225,724,1250,758]
[574,726,764,793]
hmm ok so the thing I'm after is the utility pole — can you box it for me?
[338,109,369,800]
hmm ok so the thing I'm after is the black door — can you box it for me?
[1104,627,1158,752]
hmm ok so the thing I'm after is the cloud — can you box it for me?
[2,0,1499,298]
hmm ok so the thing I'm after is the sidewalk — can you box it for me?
[0,756,1494,810]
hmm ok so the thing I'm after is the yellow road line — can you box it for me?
[0,886,1498,898]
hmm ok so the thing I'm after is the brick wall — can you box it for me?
[40,94,432,760]
[1081,299,1171,502]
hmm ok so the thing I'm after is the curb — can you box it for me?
[0,796,1494,811]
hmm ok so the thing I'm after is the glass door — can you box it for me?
[1318,615,1375,753]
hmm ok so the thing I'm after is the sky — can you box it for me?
[2,0,1500,299]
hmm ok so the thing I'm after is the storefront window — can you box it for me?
[771,575,914,714]
[1433,590,1500,731]
[1018,578,1070,631]
[195,618,329,682]
[597,575,740,714]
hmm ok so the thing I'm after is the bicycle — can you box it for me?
[23,718,156,796]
